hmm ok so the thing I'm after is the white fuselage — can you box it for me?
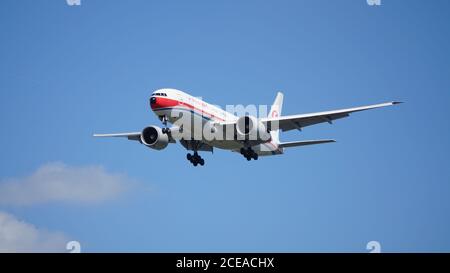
[149,88,282,156]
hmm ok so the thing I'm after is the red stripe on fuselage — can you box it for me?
[150,96,226,122]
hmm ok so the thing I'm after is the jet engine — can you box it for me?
[140,126,169,150]
[236,116,271,142]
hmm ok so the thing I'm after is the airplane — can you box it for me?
[94,88,401,166]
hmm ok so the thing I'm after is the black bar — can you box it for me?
[1,253,449,272]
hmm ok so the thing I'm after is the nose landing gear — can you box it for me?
[160,115,170,134]
[240,147,258,161]
[187,152,205,167]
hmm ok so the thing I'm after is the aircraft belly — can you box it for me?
[153,108,281,154]
[207,140,242,150]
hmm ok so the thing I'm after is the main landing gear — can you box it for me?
[240,147,258,161]
[187,152,205,167]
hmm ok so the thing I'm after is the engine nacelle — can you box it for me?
[236,116,271,142]
[140,126,169,150]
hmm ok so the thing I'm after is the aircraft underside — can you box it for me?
[153,108,281,166]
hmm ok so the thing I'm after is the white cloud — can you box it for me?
[0,211,69,252]
[0,162,132,206]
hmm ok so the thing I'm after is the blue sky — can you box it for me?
[0,0,449,252]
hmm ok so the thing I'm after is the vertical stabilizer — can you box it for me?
[268,92,284,144]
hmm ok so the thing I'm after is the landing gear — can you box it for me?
[240,147,258,161]
[187,152,205,167]
[161,115,169,134]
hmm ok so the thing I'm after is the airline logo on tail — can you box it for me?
[268,92,284,144]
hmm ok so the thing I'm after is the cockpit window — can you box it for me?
[151,92,167,97]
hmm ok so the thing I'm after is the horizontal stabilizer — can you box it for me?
[278,139,336,148]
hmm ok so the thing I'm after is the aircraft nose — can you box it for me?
[149,96,158,109]
[150,94,177,110]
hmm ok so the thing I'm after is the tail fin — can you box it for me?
[268,92,284,144]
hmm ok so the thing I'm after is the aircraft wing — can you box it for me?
[93,131,177,143]
[93,132,142,141]
[261,101,402,132]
